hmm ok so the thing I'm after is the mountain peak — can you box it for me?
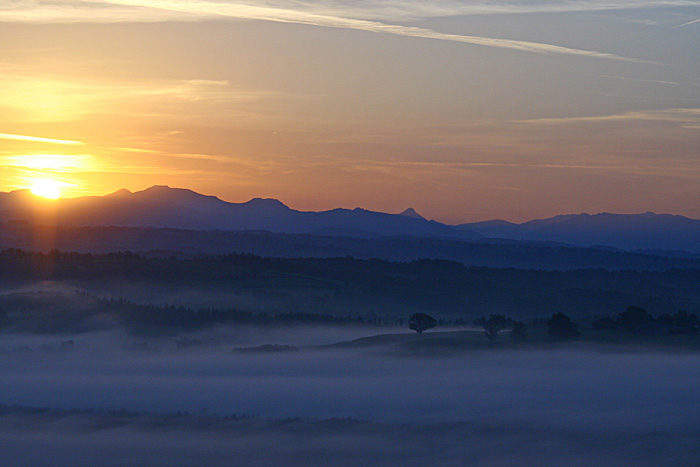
[399,208,426,220]
[6,189,33,197]
[106,188,133,198]
[244,198,290,210]
[135,185,219,201]
[141,185,180,194]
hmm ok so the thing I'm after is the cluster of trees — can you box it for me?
[593,306,699,335]
[475,313,579,342]
[412,305,699,343]
[473,315,531,342]
[411,312,579,342]
[408,313,437,334]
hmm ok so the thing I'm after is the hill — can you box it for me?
[2,223,700,271]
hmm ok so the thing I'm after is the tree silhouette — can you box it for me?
[482,314,509,342]
[657,310,699,334]
[409,313,437,334]
[616,305,653,333]
[547,312,580,340]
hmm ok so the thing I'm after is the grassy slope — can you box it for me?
[324,328,700,355]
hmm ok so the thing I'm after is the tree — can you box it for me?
[482,314,509,343]
[657,310,699,335]
[547,312,580,340]
[616,305,653,333]
[409,313,437,334]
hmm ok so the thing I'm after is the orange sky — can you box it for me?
[1,2,698,223]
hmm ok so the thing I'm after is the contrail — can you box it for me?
[672,18,700,28]
[2,0,651,62]
[100,0,650,62]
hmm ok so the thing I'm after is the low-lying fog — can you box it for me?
[1,327,699,466]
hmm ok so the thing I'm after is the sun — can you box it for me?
[30,179,62,199]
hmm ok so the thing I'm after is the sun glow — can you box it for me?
[30,180,64,199]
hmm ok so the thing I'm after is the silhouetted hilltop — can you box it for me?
[2,187,699,252]
[0,186,478,240]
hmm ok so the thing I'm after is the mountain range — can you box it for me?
[1,185,699,253]
[0,185,478,241]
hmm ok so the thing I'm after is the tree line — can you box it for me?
[409,305,698,341]
[0,291,392,336]
[1,248,699,323]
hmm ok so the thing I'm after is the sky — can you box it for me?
[0,0,698,223]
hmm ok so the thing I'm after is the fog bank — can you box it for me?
[1,330,699,465]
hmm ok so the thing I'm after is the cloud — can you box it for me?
[0,0,654,62]
[0,75,273,123]
[345,159,680,179]
[112,147,162,154]
[2,154,95,172]
[0,133,84,146]
[163,152,244,163]
[97,165,203,176]
[592,74,679,86]
[514,107,700,125]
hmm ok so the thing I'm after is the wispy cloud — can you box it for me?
[592,74,679,86]
[0,76,273,123]
[98,164,203,175]
[514,108,700,125]
[2,154,95,172]
[112,147,161,154]
[3,1,698,23]
[0,133,85,146]
[0,0,653,62]
[164,152,239,163]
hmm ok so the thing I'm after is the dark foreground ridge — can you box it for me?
[1,249,699,333]
[3,221,700,272]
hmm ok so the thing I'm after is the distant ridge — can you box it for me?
[458,212,700,253]
[2,223,699,271]
[0,185,479,241]
[1,186,698,252]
